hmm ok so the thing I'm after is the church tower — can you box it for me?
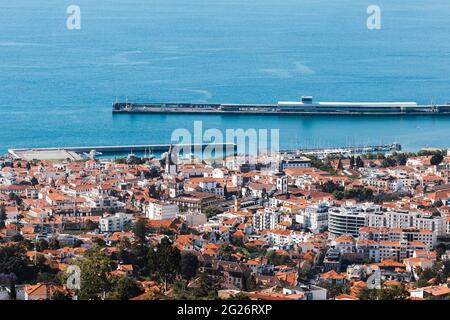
[165,144,177,176]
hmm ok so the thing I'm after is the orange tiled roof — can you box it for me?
[320,270,347,280]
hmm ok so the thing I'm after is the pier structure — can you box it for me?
[112,96,450,115]
[8,143,237,161]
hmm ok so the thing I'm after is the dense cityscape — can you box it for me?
[1,147,449,300]
[1,0,449,315]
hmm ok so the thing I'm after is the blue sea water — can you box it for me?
[1,0,450,154]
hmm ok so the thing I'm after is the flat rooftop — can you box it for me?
[277,101,418,107]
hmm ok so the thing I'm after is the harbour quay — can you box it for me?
[7,143,237,161]
[112,96,450,115]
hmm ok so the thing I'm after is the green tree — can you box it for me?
[33,254,49,273]
[345,187,373,201]
[433,199,443,208]
[418,267,437,282]
[266,251,294,267]
[349,156,355,168]
[145,167,160,179]
[218,245,234,261]
[321,181,343,194]
[204,207,222,219]
[394,153,408,166]
[129,242,150,276]
[226,292,251,300]
[376,285,408,300]
[230,235,244,247]
[298,266,312,281]
[30,177,39,186]
[76,248,111,300]
[191,272,220,299]
[48,236,60,250]
[0,244,37,282]
[0,206,6,228]
[35,239,48,252]
[358,287,378,300]
[180,253,199,281]
[359,286,408,300]
[8,193,22,205]
[147,238,181,291]
[318,281,350,299]
[333,190,345,200]
[355,156,364,168]
[436,244,448,260]
[117,237,132,263]
[52,290,72,300]
[74,240,84,248]
[244,274,258,291]
[431,153,444,166]
[381,157,397,168]
[133,218,148,244]
[92,237,106,247]
[306,155,335,173]
[107,276,143,300]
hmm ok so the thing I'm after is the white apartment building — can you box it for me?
[253,207,281,231]
[333,235,356,253]
[99,212,132,232]
[146,201,179,220]
[367,209,445,236]
[359,227,436,247]
[85,194,125,213]
[263,230,309,248]
[200,180,224,196]
[329,204,445,238]
[296,203,329,232]
[356,239,428,262]
[328,204,382,237]
[0,171,16,186]
[265,229,292,247]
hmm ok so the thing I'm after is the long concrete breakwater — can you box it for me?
[112,98,450,115]
[8,143,237,161]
